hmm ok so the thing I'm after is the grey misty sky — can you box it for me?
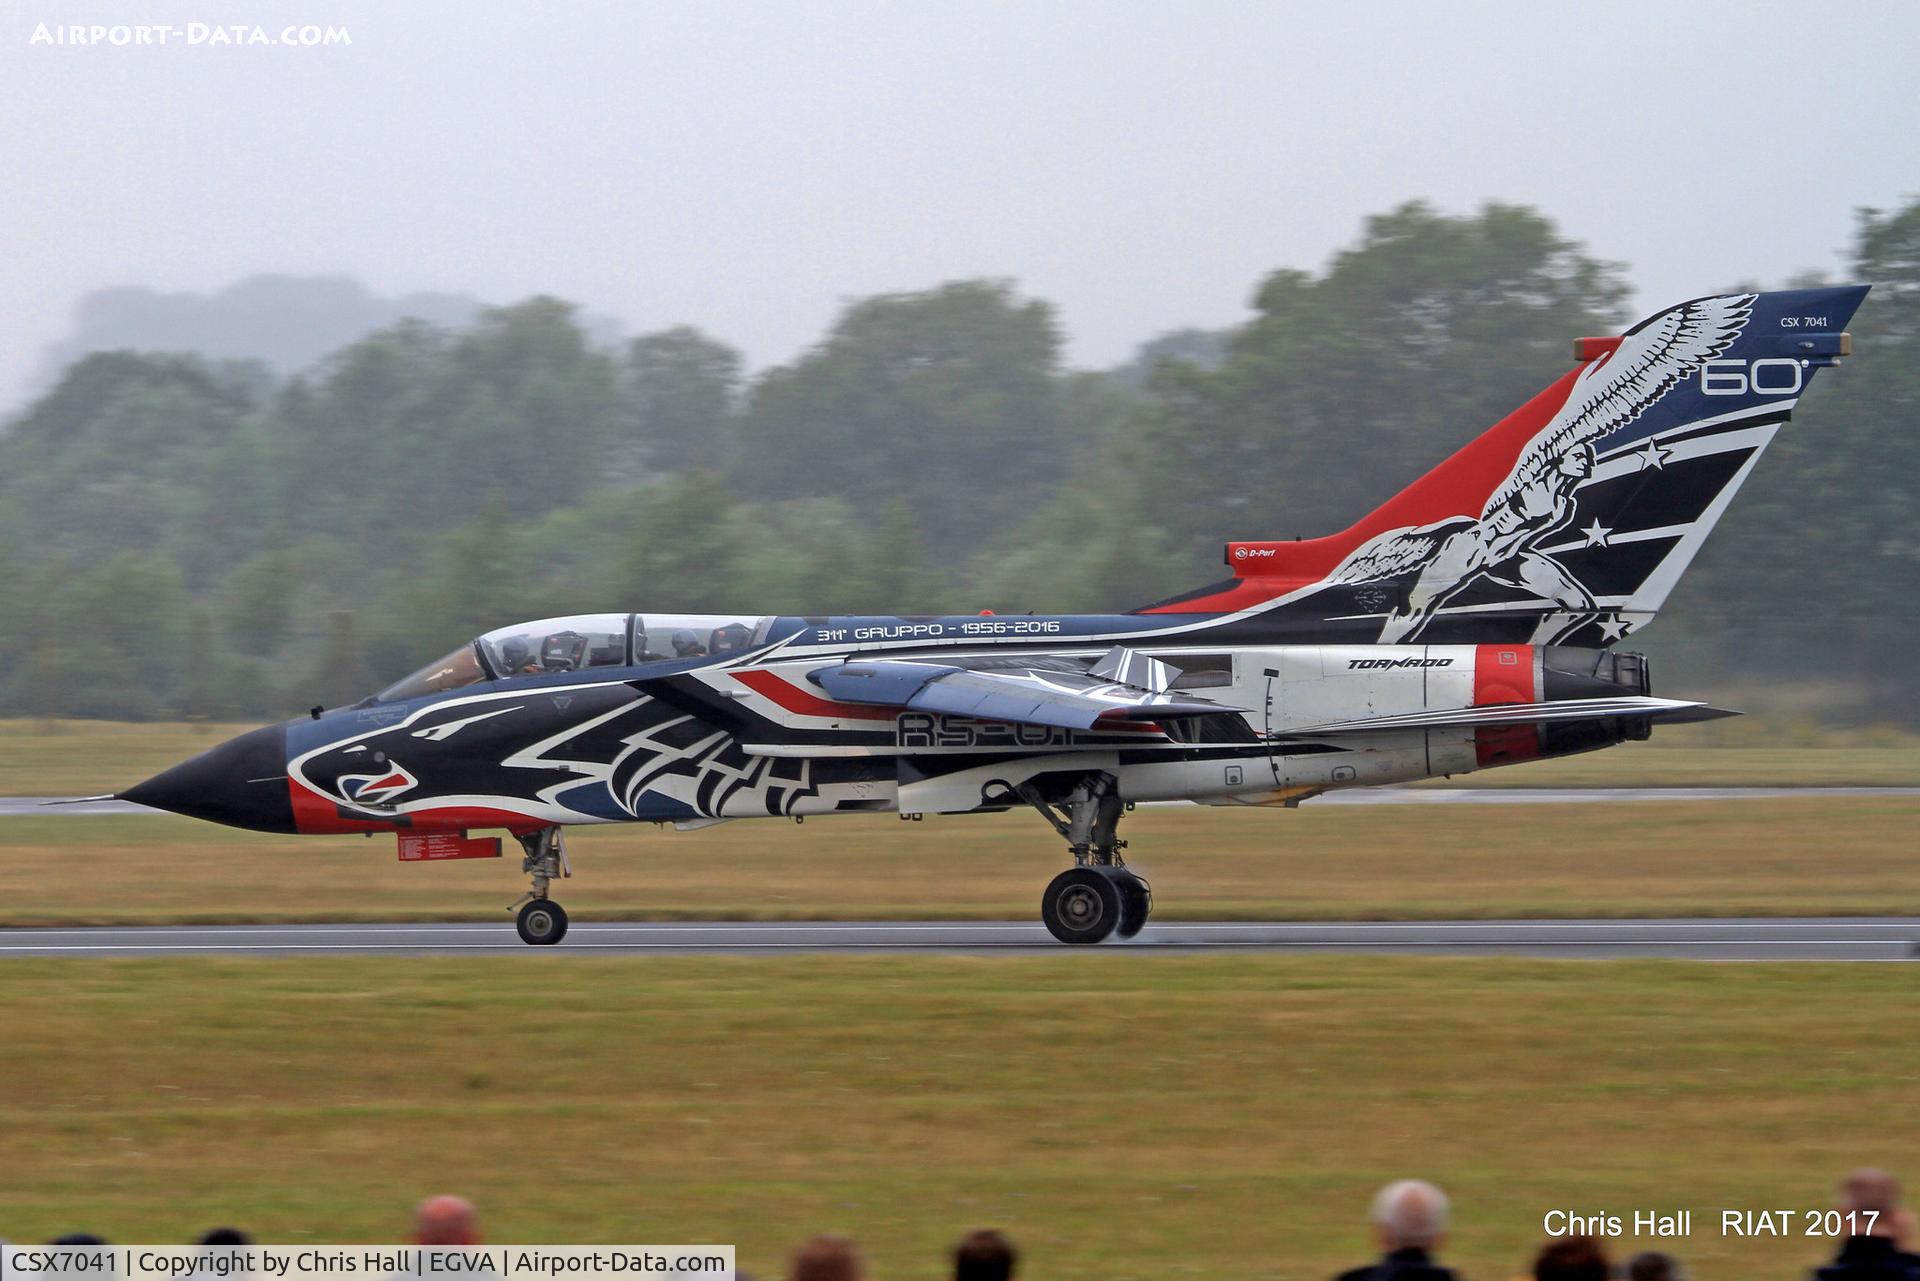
[2,0,1915,406]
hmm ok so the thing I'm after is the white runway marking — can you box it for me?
[1,919,1914,959]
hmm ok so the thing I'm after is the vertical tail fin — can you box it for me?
[1139,286,1867,645]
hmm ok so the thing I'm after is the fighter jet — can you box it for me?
[112,287,1866,944]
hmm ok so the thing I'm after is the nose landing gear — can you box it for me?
[1022,774,1152,945]
[512,828,571,945]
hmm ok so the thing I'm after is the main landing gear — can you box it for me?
[512,827,571,945]
[1019,773,1151,945]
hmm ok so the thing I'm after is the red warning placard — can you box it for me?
[397,832,503,862]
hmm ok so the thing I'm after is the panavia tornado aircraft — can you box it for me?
[108,287,1865,944]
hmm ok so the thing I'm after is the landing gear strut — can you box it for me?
[1021,774,1151,945]
[512,828,571,945]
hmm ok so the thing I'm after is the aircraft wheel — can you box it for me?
[1111,869,1152,940]
[516,898,569,946]
[1042,867,1123,945]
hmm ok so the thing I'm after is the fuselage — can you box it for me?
[121,609,1656,837]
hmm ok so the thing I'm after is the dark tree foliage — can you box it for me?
[0,352,264,577]
[626,327,742,475]
[736,280,1063,550]
[0,201,1911,724]
[1138,201,1631,549]
[1661,204,1920,719]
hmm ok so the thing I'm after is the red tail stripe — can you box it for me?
[1141,364,1587,613]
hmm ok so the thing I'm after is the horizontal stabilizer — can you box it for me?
[811,658,1231,731]
[1640,703,1741,725]
[1280,696,1736,738]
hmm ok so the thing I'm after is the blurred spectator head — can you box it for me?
[412,1195,481,1246]
[1839,1168,1913,1239]
[198,1229,251,1246]
[789,1234,863,1281]
[1625,1250,1684,1281]
[1532,1235,1610,1281]
[953,1228,1018,1281]
[1370,1179,1450,1252]
[50,1236,108,1246]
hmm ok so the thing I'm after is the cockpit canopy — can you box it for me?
[375,613,772,703]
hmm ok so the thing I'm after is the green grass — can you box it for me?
[0,956,1914,1279]
[7,721,1911,1279]
[2,797,1917,926]
[0,719,258,796]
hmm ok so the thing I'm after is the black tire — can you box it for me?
[516,898,569,946]
[1042,867,1123,945]
[1111,869,1152,940]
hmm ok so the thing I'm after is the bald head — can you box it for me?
[1839,1169,1912,1240]
[1370,1180,1450,1251]
[1841,1169,1902,1215]
[413,1196,480,1246]
[789,1234,864,1281]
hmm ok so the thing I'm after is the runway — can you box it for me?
[7,787,1919,817]
[1,918,1915,958]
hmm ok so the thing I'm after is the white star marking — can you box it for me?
[1598,615,1631,641]
[1580,520,1613,548]
[1636,440,1670,471]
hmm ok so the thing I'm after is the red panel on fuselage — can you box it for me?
[1472,643,1541,767]
[288,778,549,837]
[730,669,902,721]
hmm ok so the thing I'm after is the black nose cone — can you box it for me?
[122,724,296,833]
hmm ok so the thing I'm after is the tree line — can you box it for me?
[1,198,1914,723]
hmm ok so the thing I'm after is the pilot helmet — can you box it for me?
[497,636,531,673]
[671,628,701,656]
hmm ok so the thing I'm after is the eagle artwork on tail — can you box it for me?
[1329,293,1756,642]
